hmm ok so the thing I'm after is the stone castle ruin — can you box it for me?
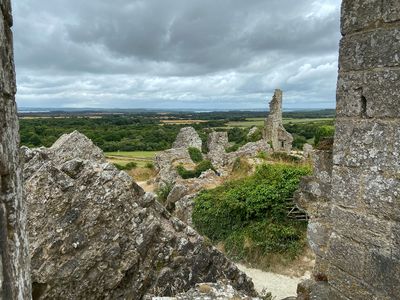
[296,1,400,299]
[264,89,293,153]
[1,0,400,299]
[0,0,32,298]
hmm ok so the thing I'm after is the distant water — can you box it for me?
[19,110,51,113]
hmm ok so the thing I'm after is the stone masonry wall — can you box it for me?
[297,1,400,299]
[0,0,32,299]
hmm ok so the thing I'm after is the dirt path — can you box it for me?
[137,181,155,192]
[236,263,310,299]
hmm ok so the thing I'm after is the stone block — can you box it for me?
[328,265,378,300]
[361,172,400,221]
[336,71,364,117]
[0,4,16,96]
[341,0,382,35]
[363,70,400,118]
[307,220,331,257]
[331,166,363,208]
[382,0,400,22]
[333,119,399,173]
[326,233,366,279]
[337,69,400,118]
[339,28,400,71]
[363,251,400,297]
[331,205,392,248]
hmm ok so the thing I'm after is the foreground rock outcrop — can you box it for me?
[24,131,256,299]
[159,281,261,300]
[0,0,32,298]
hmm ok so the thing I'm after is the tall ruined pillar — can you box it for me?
[264,89,293,153]
[0,0,32,299]
[297,1,400,299]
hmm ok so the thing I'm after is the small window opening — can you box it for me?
[360,95,367,118]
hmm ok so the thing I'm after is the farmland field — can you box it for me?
[226,117,334,128]
[105,151,158,167]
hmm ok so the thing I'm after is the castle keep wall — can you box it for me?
[297,1,400,299]
[0,0,32,298]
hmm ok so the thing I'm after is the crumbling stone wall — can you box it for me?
[0,0,32,299]
[297,1,400,299]
[264,89,293,153]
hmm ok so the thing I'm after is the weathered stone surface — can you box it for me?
[247,126,258,138]
[227,140,271,163]
[172,127,202,150]
[302,144,313,159]
[207,131,229,171]
[154,148,194,185]
[165,184,189,211]
[153,281,261,300]
[339,28,400,71]
[336,70,400,118]
[0,0,32,298]
[297,2,400,299]
[25,132,256,299]
[264,89,293,153]
[340,0,382,35]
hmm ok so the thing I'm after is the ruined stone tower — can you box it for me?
[0,0,32,298]
[296,1,400,299]
[264,89,293,153]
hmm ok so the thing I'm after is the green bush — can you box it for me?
[247,127,263,142]
[188,147,203,163]
[177,160,215,179]
[225,144,240,153]
[314,125,335,147]
[145,162,155,169]
[155,181,174,203]
[257,151,268,160]
[114,161,137,170]
[192,163,310,266]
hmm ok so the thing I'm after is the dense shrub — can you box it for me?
[225,144,240,153]
[114,161,137,170]
[192,163,310,267]
[188,147,203,163]
[145,162,155,169]
[176,160,215,179]
[155,182,174,202]
[247,127,263,142]
[314,125,335,147]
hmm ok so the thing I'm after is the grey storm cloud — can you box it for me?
[13,0,341,109]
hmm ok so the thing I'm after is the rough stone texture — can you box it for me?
[0,0,32,299]
[154,148,194,185]
[206,131,229,171]
[172,127,202,150]
[227,140,271,164]
[152,281,261,300]
[302,144,313,159]
[25,132,256,299]
[264,90,293,153]
[296,2,400,299]
[247,126,258,138]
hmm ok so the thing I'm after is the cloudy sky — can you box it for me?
[13,0,341,110]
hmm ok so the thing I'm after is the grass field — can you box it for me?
[226,117,334,128]
[105,151,158,167]
[160,119,208,125]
